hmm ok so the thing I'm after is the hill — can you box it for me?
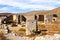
[21,7,60,15]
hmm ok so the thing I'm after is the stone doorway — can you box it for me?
[38,15,44,21]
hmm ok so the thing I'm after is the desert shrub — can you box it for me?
[30,29,36,34]
[40,31,47,35]
[32,29,35,33]
[19,28,26,31]
[40,25,45,28]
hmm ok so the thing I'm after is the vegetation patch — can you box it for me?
[19,28,26,31]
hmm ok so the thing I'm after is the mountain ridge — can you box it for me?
[0,7,60,15]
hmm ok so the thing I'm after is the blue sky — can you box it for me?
[0,0,60,13]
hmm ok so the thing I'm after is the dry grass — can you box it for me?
[38,22,60,35]
[7,25,26,36]
[0,33,9,40]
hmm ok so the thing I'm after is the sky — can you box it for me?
[0,0,60,13]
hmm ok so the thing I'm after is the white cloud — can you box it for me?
[0,0,23,8]
[28,0,60,3]
[0,7,8,10]
[0,0,60,11]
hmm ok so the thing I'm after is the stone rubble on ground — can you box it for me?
[4,33,60,40]
[35,34,60,40]
[4,32,31,40]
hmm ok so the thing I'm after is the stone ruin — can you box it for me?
[26,20,36,35]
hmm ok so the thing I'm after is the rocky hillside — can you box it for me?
[21,7,60,15]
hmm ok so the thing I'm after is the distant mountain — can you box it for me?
[0,13,12,15]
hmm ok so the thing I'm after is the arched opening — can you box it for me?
[53,14,58,17]
[52,14,58,22]
[22,15,26,22]
[38,15,44,21]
